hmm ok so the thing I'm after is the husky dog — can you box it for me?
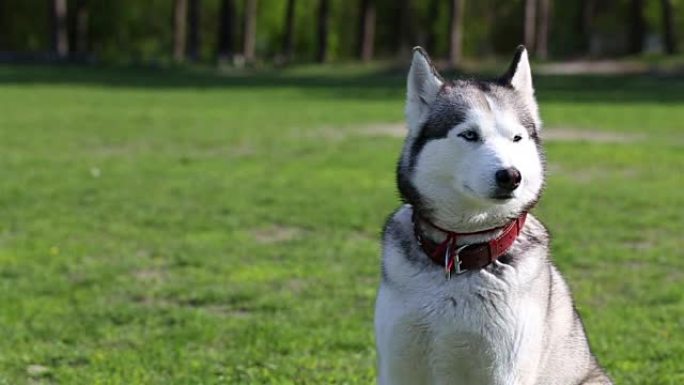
[374,47,612,385]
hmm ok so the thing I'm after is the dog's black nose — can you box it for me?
[495,168,522,191]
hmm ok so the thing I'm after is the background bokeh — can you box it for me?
[0,0,682,64]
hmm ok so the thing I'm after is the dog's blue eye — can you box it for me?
[459,130,479,142]
[513,135,523,142]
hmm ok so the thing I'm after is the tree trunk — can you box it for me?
[316,0,330,63]
[357,0,375,62]
[660,0,677,54]
[74,0,88,54]
[173,0,187,62]
[448,0,464,67]
[243,0,257,63]
[0,0,3,49]
[186,0,201,61]
[68,0,88,56]
[282,0,296,62]
[425,0,440,53]
[577,0,595,55]
[217,0,237,61]
[51,0,69,58]
[536,0,551,59]
[523,0,536,52]
[397,0,413,57]
[628,0,645,54]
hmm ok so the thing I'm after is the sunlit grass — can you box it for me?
[0,64,682,384]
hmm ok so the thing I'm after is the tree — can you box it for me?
[660,0,678,54]
[186,0,201,61]
[316,0,330,63]
[243,0,257,63]
[536,0,551,59]
[173,0,188,62]
[523,0,536,52]
[396,0,413,56]
[628,0,645,54]
[576,0,595,55]
[282,0,296,62]
[69,0,89,56]
[448,0,465,67]
[51,0,69,58]
[357,0,375,62]
[425,0,440,54]
[0,0,3,49]
[217,0,237,62]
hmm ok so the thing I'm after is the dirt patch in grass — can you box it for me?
[541,128,644,143]
[623,240,655,251]
[200,305,254,318]
[132,268,166,283]
[356,123,407,138]
[251,225,304,244]
[546,163,639,182]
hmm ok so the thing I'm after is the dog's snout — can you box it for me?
[495,167,522,191]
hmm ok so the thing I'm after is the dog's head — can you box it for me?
[397,46,545,231]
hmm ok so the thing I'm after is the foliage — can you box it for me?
[0,0,681,62]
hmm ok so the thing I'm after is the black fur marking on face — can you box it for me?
[396,159,426,212]
[398,93,467,214]
[408,102,467,169]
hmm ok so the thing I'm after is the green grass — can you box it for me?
[0,64,682,384]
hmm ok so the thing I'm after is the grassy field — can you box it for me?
[0,63,682,384]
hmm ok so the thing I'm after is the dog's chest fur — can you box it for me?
[376,205,553,384]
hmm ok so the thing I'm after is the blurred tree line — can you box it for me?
[0,0,680,65]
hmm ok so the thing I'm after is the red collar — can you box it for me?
[413,211,527,278]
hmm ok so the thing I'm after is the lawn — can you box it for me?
[0,63,682,384]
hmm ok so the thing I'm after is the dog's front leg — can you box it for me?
[375,285,433,385]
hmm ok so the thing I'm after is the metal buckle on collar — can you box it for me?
[445,244,470,280]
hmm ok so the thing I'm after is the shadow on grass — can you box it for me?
[0,63,682,104]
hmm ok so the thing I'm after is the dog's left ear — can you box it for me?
[502,45,541,128]
[502,45,534,96]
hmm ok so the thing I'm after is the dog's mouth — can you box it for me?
[490,189,516,202]
[463,185,515,203]
[491,193,514,201]
[489,184,520,202]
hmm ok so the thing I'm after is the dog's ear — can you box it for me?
[406,47,443,135]
[501,45,541,130]
[502,45,534,96]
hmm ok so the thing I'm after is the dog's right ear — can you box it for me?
[406,47,443,135]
